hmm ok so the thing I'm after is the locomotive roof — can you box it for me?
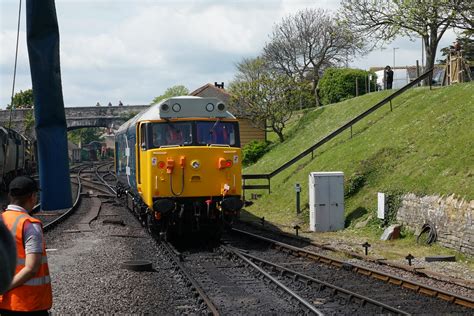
[117,96,236,133]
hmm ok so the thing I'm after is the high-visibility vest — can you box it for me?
[0,210,52,312]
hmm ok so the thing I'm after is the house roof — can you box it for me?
[190,83,232,102]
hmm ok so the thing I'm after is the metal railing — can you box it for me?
[242,68,434,196]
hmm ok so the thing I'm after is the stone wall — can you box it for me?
[397,193,473,255]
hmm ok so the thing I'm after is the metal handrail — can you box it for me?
[242,68,434,188]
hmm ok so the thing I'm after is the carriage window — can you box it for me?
[196,121,237,146]
[151,122,192,147]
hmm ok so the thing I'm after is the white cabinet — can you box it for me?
[309,172,344,232]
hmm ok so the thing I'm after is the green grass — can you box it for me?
[243,83,474,258]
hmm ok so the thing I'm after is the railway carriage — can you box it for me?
[115,96,243,239]
[0,127,35,189]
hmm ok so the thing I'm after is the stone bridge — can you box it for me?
[0,105,149,138]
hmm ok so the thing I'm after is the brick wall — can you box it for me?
[397,193,473,255]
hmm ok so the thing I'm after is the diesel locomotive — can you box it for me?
[115,96,243,239]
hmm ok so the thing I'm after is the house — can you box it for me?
[190,82,266,147]
[67,140,81,163]
[100,128,115,151]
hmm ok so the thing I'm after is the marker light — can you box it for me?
[191,160,200,169]
[217,103,225,111]
[158,161,165,169]
[205,103,215,112]
[172,103,181,112]
[218,158,233,169]
[161,104,169,112]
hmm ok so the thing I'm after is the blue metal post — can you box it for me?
[26,0,72,210]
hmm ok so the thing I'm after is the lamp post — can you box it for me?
[393,47,399,69]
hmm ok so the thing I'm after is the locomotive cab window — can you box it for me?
[147,120,239,148]
[196,121,238,146]
[150,122,192,148]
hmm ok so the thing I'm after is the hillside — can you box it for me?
[243,83,474,230]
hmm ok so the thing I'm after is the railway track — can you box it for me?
[32,162,117,231]
[95,168,474,314]
[97,167,221,315]
[228,228,474,312]
[34,164,89,231]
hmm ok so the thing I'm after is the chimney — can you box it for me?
[214,82,225,89]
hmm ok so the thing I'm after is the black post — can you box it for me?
[362,242,371,255]
[406,254,414,266]
[416,60,420,87]
[355,78,359,97]
[295,183,301,215]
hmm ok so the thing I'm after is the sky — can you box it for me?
[0,0,459,109]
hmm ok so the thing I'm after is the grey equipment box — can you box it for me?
[309,172,344,232]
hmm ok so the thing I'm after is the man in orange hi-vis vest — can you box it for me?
[0,176,52,315]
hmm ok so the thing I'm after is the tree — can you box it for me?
[6,89,34,109]
[151,85,189,104]
[68,128,103,146]
[229,58,309,142]
[319,68,377,105]
[449,0,474,30]
[263,8,366,106]
[340,0,467,84]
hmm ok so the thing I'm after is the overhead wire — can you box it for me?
[8,0,23,129]
[2,0,23,187]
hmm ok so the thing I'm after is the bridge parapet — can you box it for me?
[0,105,149,138]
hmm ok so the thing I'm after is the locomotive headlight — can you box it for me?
[205,103,215,112]
[217,103,225,111]
[172,103,181,112]
[161,103,169,112]
[191,160,200,169]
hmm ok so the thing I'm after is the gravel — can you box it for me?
[45,196,205,314]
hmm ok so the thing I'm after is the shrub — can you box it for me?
[242,140,271,166]
[319,68,377,105]
[345,173,366,198]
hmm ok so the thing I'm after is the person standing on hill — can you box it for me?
[0,176,52,315]
[384,65,394,90]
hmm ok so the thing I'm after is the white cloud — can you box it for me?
[0,0,458,108]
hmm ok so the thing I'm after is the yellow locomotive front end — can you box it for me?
[139,145,242,203]
[126,97,243,239]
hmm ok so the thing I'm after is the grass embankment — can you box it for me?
[242,83,474,261]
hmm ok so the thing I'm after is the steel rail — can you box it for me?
[70,179,114,197]
[108,166,219,315]
[43,165,86,232]
[161,241,220,316]
[231,228,474,309]
[107,163,117,180]
[234,248,409,315]
[223,245,324,315]
[94,162,117,195]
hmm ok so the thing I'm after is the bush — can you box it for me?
[344,173,366,198]
[319,68,377,105]
[242,140,271,166]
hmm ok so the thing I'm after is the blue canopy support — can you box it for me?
[26,0,72,210]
